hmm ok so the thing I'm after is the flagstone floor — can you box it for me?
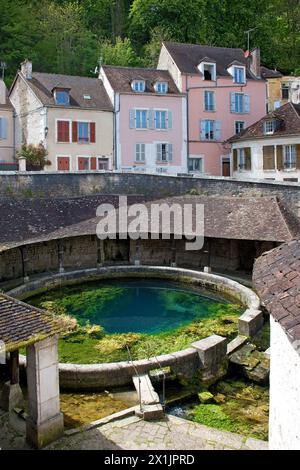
[0,408,268,451]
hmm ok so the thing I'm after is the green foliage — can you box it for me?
[16,143,50,170]
[1,0,300,84]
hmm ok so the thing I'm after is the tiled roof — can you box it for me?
[228,102,300,142]
[101,66,181,94]
[260,66,283,79]
[19,72,113,111]
[253,239,300,345]
[0,194,144,251]
[162,41,260,80]
[0,81,13,109]
[2,195,298,251]
[0,293,63,352]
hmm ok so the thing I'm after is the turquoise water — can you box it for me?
[28,279,236,335]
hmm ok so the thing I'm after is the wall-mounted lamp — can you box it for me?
[44,126,49,138]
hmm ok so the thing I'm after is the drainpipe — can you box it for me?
[114,93,121,170]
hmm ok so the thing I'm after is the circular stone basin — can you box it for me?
[27,279,241,335]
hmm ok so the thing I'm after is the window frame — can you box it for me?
[233,66,246,84]
[237,148,246,170]
[204,90,215,112]
[155,81,168,94]
[78,121,90,143]
[284,145,296,170]
[135,143,146,163]
[235,121,245,135]
[135,109,148,129]
[188,157,204,173]
[54,89,70,106]
[131,80,146,93]
[154,110,168,130]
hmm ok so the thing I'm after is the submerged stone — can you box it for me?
[198,391,214,404]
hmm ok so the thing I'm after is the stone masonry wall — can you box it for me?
[0,172,300,217]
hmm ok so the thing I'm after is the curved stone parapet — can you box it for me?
[13,265,261,390]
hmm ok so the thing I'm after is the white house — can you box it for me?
[229,102,300,182]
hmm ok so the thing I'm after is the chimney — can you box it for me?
[0,79,6,104]
[249,48,261,78]
[21,59,32,80]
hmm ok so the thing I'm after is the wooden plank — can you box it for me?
[133,374,160,405]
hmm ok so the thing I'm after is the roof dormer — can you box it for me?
[53,86,71,106]
[131,80,146,92]
[227,61,246,84]
[198,58,216,81]
[263,118,281,135]
[154,81,168,94]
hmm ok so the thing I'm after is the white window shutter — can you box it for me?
[200,120,206,140]
[141,143,146,161]
[168,144,173,161]
[244,94,250,113]
[148,109,154,129]
[230,92,236,112]
[168,111,173,129]
[129,109,135,128]
[214,121,221,140]
[156,143,162,161]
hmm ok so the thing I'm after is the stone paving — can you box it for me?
[0,409,268,451]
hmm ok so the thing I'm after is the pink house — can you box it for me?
[158,42,267,176]
[100,66,187,174]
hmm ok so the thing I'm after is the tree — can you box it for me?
[17,143,50,170]
[99,37,140,66]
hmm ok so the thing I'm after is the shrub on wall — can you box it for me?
[17,143,51,171]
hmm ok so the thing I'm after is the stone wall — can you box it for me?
[0,172,300,217]
[269,317,300,450]
[0,235,275,284]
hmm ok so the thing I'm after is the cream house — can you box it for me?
[9,60,113,171]
[229,102,300,182]
[0,79,14,168]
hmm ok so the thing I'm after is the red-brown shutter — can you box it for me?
[90,157,97,170]
[57,156,70,171]
[72,121,78,142]
[90,122,96,143]
[57,121,70,142]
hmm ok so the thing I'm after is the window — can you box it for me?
[98,158,109,170]
[204,91,215,111]
[78,122,89,143]
[131,80,145,92]
[135,110,148,129]
[135,143,146,162]
[155,110,167,130]
[155,82,168,94]
[284,145,296,169]
[230,93,250,113]
[188,158,203,172]
[233,147,251,171]
[235,121,245,135]
[156,143,173,162]
[200,120,221,141]
[83,95,91,100]
[0,117,7,139]
[203,63,216,81]
[54,89,70,106]
[57,120,70,142]
[234,67,246,84]
[282,84,289,100]
[264,120,275,134]
[77,156,90,170]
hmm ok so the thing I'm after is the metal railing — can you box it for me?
[126,345,142,413]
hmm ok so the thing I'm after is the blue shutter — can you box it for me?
[0,118,7,139]
[244,94,250,113]
[156,143,162,161]
[230,92,236,113]
[204,91,208,110]
[168,144,173,161]
[129,109,135,128]
[200,120,206,140]
[214,121,221,141]
[168,111,173,129]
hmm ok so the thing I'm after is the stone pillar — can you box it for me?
[18,157,27,172]
[20,246,29,282]
[58,240,64,274]
[26,336,64,449]
[192,335,227,382]
[0,350,24,411]
[97,238,104,269]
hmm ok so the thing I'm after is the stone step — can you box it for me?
[132,374,160,405]
[135,403,164,421]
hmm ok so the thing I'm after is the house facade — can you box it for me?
[0,79,15,168]
[100,65,187,174]
[229,102,300,182]
[261,66,300,112]
[9,60,113,172]
[158,42,267,176]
